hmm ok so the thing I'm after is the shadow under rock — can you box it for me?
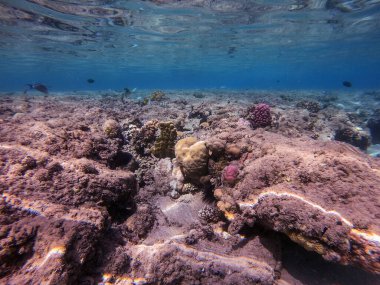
[280,235,380,285]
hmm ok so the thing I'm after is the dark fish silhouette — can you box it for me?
[342,81,352,87]
[121,87,131,103]
[228,47,236,55]
[24,83,49,94]
[87,78,95,84]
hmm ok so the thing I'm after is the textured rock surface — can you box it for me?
[211,129,380,273]
[0,92,379,284]
[0,192,107,284]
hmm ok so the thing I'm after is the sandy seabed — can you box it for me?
[0,89,379,285]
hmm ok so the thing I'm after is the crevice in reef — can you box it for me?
[107,199,136,224]
[201,184,216,203]
[238,224,270,238]
[107,151,135,170]
[280,234,380,285]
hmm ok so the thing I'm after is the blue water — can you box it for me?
[1,0,380,91]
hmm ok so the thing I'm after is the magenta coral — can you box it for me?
[247,103,272,129]
[222,163,239,185]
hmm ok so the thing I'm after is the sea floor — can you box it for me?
[0,89,379,285]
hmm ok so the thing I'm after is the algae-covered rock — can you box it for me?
[175,137,209,181]
[151,122,177,158]
[102,119,121,138]
[212,130,380,274]
[150,90,166,101]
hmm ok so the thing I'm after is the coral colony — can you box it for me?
[247,103,272,128]
[222,163,239,185]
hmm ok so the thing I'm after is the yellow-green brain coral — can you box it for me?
[175,137,209,181]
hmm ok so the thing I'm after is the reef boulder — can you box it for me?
[212,130,380,274]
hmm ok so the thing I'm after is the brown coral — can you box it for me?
[102,119,121,138]
[150,90,166,102]
[151,122,177,158]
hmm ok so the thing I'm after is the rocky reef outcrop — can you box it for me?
[0,91,379,285]
[209,129,380,274]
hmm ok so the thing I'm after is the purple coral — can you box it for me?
[247,103,272,129]
[222,163,239,185]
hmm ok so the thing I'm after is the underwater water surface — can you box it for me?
[0,0,380,91]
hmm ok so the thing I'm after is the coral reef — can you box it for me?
[151,121,177,158]
[102,119,121,138]
[296,100,321,113]
[246,103,272,129]
[222,162,240,186]
[124,203,155,242]
[175,137,209,182]
[367,109,380,144]
[189,103,211,123]
[211,130,380,274]
[0,189,107,284]
[198,205,222,224]
[133,119,158,155]
[0,91,379,285]
[150,90,166,101]
[334,127,370,150]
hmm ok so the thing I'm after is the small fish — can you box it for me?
[342,81,352,87]
[87,78,95,84]
[121,87,131,103]
[228,46,236,55]
[121,87,137,103]
[24,83,49,94]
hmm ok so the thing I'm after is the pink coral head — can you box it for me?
[222,163,239,185]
